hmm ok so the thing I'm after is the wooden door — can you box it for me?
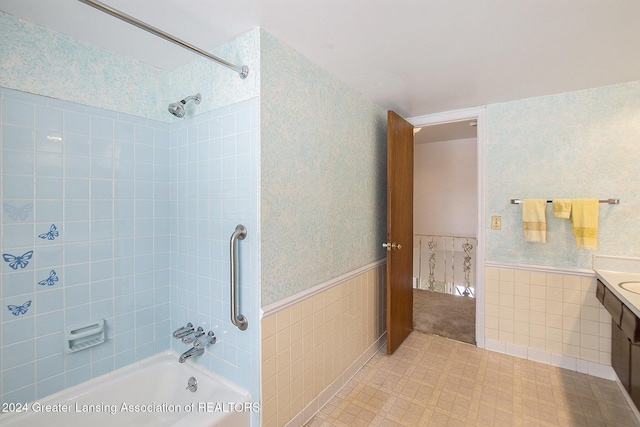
[386,110,414,355]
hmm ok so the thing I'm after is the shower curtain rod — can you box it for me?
[78,0,249,79]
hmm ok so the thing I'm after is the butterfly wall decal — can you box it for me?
[3,203,33,221]
[38,270,59,286]
[7,300,31,316]
[2,251,34,270]
[38,224,59,240]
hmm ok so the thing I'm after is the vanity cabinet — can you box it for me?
[612,321,631,392]
[632,344,640,407]
[597,279,640,408]
[622,305,640,343]
[600,280,623,326]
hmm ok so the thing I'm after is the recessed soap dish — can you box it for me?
[65,319,105,353]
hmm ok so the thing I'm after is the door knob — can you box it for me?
[382,242,402,251]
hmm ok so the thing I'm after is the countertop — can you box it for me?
[595,269,640,318]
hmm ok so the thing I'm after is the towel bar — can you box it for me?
[510,198,619,205]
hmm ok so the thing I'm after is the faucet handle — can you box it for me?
[194,331,216,348]
[182,326,204,344]
[173,322,194,339]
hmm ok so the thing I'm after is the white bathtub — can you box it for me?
[0,350,252,427]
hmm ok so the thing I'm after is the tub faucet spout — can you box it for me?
[179,346,204,363]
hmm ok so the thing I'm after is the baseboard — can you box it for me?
[614,375,640,424]
[285,332,387,427]
[484,338,616,380]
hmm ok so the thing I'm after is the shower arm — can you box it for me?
[78,0,249,79]
[180,94,201,105]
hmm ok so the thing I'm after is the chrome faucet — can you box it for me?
[194,331,216,348]
[179,346,204,363]
[182,326,204,344]
[175,325,216,363]
[173,323,194,339]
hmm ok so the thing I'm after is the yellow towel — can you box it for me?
[570,198,599,249]
[522,199,547,243]
[552,199,572,219]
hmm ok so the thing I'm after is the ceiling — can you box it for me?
[1,0,640,118]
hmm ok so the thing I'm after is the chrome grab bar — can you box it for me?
[230,225,248,331]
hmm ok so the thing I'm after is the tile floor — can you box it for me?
[306,331,639,426]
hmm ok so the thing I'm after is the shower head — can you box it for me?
[168,93,201,118]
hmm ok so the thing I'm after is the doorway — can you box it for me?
[412,120,477,344]
[387,107,488,354]
[407,107,486,348]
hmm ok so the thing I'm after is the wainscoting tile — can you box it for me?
[484,265,614,380]
[261,262,386,427]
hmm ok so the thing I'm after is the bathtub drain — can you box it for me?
[186,376,198,392]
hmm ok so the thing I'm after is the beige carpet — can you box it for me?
[413,288,476,345]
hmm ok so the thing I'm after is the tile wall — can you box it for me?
[0,87,172,404]
[0,89,261,415]
[169,97,261,404]
[484,265,613,378]
[260,262,386,427]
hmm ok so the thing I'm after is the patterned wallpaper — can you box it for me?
[259,30,388,306]
[0,11,259,123]
[0,12,168,122]
[486,80,640,268]
[168,28,260,118]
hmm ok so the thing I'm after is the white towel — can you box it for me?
[522,199,547,243]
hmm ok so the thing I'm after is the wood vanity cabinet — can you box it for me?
[624,304,640,407]
[596,279,605,304]
[622,305,640,343]
[598,279,640,408]
[612,321,631,392]
[632,345,640,407]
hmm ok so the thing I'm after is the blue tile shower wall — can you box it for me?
[169,97,260,404]
[0,87,172,404]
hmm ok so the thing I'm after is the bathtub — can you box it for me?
[0,350,252,427]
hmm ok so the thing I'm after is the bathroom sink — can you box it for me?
[620,281,640,294]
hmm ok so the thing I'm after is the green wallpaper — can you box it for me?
[168,28,260,116]
[486,80,640,268]
[259,30,387,306]
[0,11,259,122]
[0,11,167,121]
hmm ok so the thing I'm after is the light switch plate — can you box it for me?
[491,216,501,230]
